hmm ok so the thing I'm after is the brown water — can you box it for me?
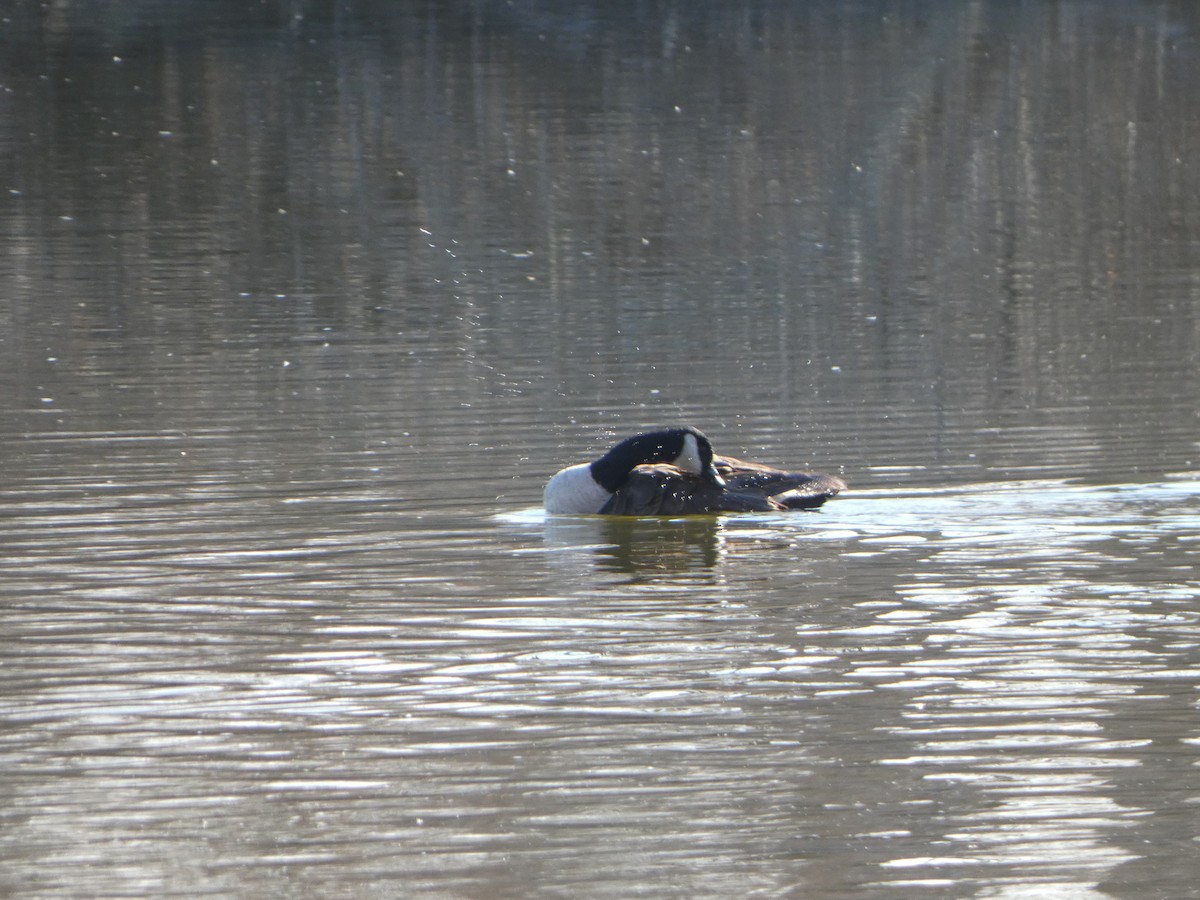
[2,2,1199,897]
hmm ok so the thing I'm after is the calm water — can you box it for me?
[2,1,1199,897]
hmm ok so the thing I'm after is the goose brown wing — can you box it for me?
[599,465,726,515]
[714,455,846,510]
[600,460,846,515]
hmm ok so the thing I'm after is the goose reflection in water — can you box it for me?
[543,514,725,575]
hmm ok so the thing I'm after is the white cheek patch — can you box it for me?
[675,433,703,474]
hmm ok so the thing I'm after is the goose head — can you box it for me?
[591,426,726,492]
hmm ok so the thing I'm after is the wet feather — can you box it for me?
[598,454,845,516]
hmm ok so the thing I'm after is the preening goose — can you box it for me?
[543,426,844,516]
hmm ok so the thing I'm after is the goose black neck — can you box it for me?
[588,429,694,493]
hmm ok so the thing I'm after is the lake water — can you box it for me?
[2,1,1199,897]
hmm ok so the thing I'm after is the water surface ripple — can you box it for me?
[3,477,1198,897]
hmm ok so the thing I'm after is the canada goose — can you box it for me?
[543,426,845,516]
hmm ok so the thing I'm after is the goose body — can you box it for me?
[543,426,845,516]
